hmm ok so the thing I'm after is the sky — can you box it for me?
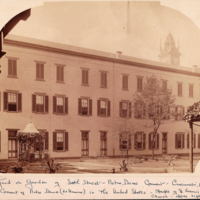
[7,1,200,68]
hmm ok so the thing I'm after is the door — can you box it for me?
[162,133,167,154]
[8,139,17,158]
[8,130,18,158]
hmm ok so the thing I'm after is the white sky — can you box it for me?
[4,0,200,68]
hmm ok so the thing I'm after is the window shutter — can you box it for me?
[175,134,178,149]
[53,132,57,151]
[157,134,159,149]
[41,64,44,79]
[65,132,68,151]
[119,134,121,150]
[101,72,103,86]
[36,63,39,79]
[182,134,184,149]
[13,60,17,76]
[183,107,185,116]
[143,133,146,150]
[32,94,36,112]
[194,134,196,149]
[82,70,85,84]
[128,134,131,150]
[0,92,1,111]
[45,95,49,113]
[0,131,1,152]
[45,132,49,150]
[122,76,125,88]
[129,102,132,118]
[149,133,152,150]
[78,98,81,115]
[53,96,56,113]
[65,97,68,114]
[97,100,100,116]
[89,99,92,116]
[105,73,107,87]
[3,92,8,111]
[187,134,189,149]
[107,100,110,117]
[61,67,64,82]
[119,102,122,117]
[18,93,22,112]
[56,66,59,81]
[134,133,137,150]
[8,59,12,75]
[86,70,88,84]
[198,134,200,148]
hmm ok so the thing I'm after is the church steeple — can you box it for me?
[159,33,181,65]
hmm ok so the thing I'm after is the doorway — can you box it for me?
[162,132,167,154]
[8,130,18,158]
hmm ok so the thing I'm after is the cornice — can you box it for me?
[4,38,200,78]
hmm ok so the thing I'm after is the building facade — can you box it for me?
[0,34,200,160]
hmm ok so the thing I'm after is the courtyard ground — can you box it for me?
[1,154,200,174]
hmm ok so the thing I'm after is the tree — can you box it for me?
[133,75,176,159]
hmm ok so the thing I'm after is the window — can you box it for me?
[8,59,17,77]
[100,71,107,88]
[187,134,196,149]
[3,92,22,112]
[134,101,146,119]
[162,80,167,91]
[97,99,110,117]
[32,94,49,114]
[177,82,182,96]
[56,65,64,82]
[53,132,68,151]
[119,132,131,150]
[53,96,68,114]
[122,75,128,90]
[100,131,107,156]
[189,84,193,98]
[8,130,18,158]
[149,133,159,150]
[119,101,131,118]
[78,98,92,116]
[137,77,143,92]
[82,131,89,156]
[175,133,185,149]
[134,132,146,150]
[82,69,89,86]
[175,105,184,121]
[36,63,44,80]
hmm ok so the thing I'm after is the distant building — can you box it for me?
[159,33,181,65]
[0,34,200,161]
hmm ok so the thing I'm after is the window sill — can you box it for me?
[137,90,142,92]
[56,81,65,84]
[33,112,47,115]
[5,111,19,113]
[79,114,91,117]
[7,75,18,79]
[189,96,194,98]
[177,95,183,97]
[122,88,129,91]
[81,84,89,87]
[100,86,107,89]
[53,113,67,115]
[98,115,110,118]
[35,79,45,82]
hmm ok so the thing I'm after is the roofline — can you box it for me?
[4,37,200,78]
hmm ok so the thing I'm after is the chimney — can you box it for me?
[116,51,122,59]
[192,65,198,72]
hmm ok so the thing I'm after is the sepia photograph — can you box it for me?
[1,1,200,197]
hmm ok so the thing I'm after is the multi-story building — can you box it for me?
[0,33,200,161]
